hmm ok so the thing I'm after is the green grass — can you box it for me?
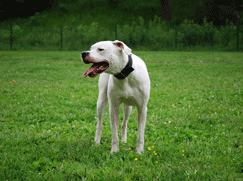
[0,51,243,180]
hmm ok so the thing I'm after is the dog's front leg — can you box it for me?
[136,106,147,154]
[95,92,107,144]
[95,73,109,144]
[109,104,120,153]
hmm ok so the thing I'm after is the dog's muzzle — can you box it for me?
[82,51,90,64]
[81,51,109,78]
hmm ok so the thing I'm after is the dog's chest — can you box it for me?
[119,91,138,105]
[108,79,143,106]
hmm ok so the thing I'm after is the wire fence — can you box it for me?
[0,21,242,51]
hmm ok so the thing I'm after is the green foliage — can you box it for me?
[169,0,201,25]
[215,20,236,47]
[117,16,174,50]
[179,19,215,46]
[0,51,242,180]
[0,16,242,51]
[63,23,113,50]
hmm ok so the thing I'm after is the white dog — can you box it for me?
[81,40,150,154]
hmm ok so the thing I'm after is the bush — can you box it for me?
[118,16,174,50]
[0,28,10,50]
[3,25,60,50]
[63,23,114,50]
[215,20,235,47]
[0,16,241,51]
[179,19,215,46]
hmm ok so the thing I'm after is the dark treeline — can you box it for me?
[1,0,243,27]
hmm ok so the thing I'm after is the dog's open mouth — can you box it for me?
[83,61,109,78]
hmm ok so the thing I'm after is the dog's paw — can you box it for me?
[111,145,119,153]
[95,137,101,144]
[121,137,127,143]
[136,145,144,154]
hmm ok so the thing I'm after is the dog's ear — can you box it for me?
[113,40,132,55]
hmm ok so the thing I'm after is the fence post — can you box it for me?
[237,21,239,51]
[115,25,118,40]
[175,24,178,49]
[10,23,13,50]
[60,26,63,50]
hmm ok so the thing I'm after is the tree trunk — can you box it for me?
[160,0,171,21]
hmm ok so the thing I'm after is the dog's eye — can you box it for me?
[98,48,104,51]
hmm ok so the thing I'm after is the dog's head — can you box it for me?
[81,40,131,78]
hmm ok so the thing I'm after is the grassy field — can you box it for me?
[0,50,242,180]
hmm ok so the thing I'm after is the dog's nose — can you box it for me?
[82,51,90,61]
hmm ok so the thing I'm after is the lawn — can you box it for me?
[0,50,242,180]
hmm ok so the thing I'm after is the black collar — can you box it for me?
[114,54,134,80]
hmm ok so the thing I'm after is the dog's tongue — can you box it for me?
[83,64,98,78]
[83,62,109,78]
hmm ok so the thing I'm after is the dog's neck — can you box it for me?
[114,54,134,80]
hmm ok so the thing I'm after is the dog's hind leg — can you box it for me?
[110,103,120,153]
[136,106,147,154]
[95,73,109,144]
[121,104,132,143]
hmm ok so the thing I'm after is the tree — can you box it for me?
[160,0,171,22]
[168,0,200,24]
